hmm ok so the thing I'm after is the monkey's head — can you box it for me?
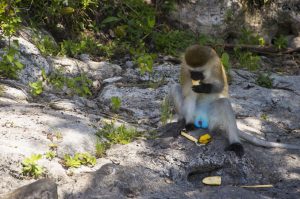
[184,45,217,69]
[184,45,218,82]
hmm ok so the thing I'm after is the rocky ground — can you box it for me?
[0,30,300,199]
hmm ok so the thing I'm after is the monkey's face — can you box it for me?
[190,71,204,86]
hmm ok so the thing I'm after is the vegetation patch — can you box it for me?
[21,154,44,178]
[96,122,140,145]
[256,73,273,88]
[110,96,122,112]
[63,152,96,169]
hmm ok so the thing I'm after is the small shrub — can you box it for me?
[235,49,260,71]
[63,152,96,168]
[48,143,58,150]
[135,53,156,75]
[274,35,288,50]
[0,46,24,79]
[55,131,63,140]
[77,152,96,166]
[45,151,56,160]
[29,80,43,96]
[111,96,121,112]
[65,74,92,96]
[152,30,197,56]
[63,154,81,168]
[21,154,44,178]
[48,71,92,97]
[35,35,59,56]
[238,27,261,45]
[95,140,109,158]
[256,73,273,88]
[96,122,140,145]
[260,113,268,121]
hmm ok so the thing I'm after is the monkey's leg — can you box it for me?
[170,84,197,131]
[208,98,244,157]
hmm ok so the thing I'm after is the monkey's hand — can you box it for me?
[192,83,213,93]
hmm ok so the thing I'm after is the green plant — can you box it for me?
[256,73,273,88]
[63,154,81,168]
[21,154,44,178]
[238,27,261,45]
[48,71,92,97]
[95,140,109,158]
[48,143,58,150]
[17,0,100,36]
[96,122,140,145]
[0,45,24,79]
[160,96,172,125]
[258,37,265,46]
[152,30,197,56]
[63,152,96,168]
[235,49,261,71]
[77,152,96,166]
[35,35,59,56]
[274,35,288,50]
[65,74,92,96]
[55,131,63,140]
[29,80,43,96]
[0,0,21,42]
[260,113,268,120]
[111,96,121,112]
[0,1,24,79]
[240,0,273,10]
[45,151,56,160]
[136,53,156,75]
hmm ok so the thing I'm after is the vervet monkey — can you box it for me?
[171,44,300,157]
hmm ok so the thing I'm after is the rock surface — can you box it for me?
[0,29,299,198]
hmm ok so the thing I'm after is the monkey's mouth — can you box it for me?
[192,80,201,86]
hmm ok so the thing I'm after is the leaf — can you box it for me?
[147,17,155,28]
[14,61,23,69]
[101,16,120,24]
[6,54,14,62]
[61,7,75,14]
[202,176,221,186]
[41,68,47,80]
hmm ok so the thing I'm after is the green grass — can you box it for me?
[96,122,140,145]
[95,140,109,158]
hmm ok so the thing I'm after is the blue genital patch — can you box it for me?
[194,114,209,129]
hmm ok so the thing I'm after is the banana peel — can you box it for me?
[199,134,212,144]
[202,176,221,186]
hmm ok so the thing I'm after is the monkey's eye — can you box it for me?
[190,71,204,80]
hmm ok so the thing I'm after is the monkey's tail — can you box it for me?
[238,131,300,150]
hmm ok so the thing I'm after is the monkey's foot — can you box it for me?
[225,143,244,157]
